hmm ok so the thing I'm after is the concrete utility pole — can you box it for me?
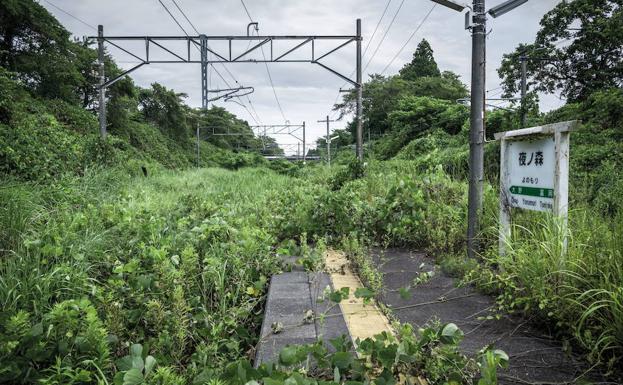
[355,18,363,161]
[197,34,209,168]
[318,115,336,166]
[432,0,529,259]
[466,0,486,259]
[302,121,306,161]
[97,25,107,139]
[520,53,527,127]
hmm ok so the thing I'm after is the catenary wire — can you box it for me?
[362,0,406,73]
[328,0,394,118]
[380,3,436,76]
[158,0,190,35]
[159,0,260,124]
[41,0,97,31]
[240,0,288,122]
[171,0,262,123]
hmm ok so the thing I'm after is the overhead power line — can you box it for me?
[41,0,96,31]
[158,0,190,35]
[240,0,288,122]
[171,0,200,34]
[328,0,393,118]
[380,3,436,76]
[259,43,288,123]
[240,0,254,23]
[159,0,261,124]
[363,0,394,59]
[170,0,262,123]
[363,0,406,73]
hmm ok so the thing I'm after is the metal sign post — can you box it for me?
[495,120,578,256]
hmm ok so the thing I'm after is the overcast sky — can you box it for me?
[42,0,563,153]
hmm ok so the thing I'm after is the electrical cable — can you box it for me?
[160,0,261,124]
[328,0,393,118]
[171,0,261,123]
[363,0,394,60]
[380,3,436,76]
[171,0,200,35]
[41,0,96,31]
[239,0,288,123]
[363,0,406,73]
[240,0,254,23]
[158,0,190,36]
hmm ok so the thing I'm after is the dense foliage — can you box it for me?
[1,0,622,383]
[0,0,279,183]
[498,0,623,102]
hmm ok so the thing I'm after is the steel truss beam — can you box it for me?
[200,122,307,158]
[92,20,362,162]
[89,33,360,90]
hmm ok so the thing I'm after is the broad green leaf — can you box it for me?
[263,377,283,385]
[144,355,156,376]
[122,368,144,385]
[131,356,144,371]
[331,351,353,370]
[116,356,134,372]
[129,343,143,358]
[440,323,463,344]
[279,346,299,366]
[493,349,509,367]
[354,287,374,300]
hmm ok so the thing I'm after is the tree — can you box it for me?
[498,0,622,102]
[0,0,86,102]
[195,106,266,152]
[333,72,467,140]
[399,39,441,81]
[138,83,189,140]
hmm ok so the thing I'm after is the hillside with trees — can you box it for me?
[0,0,277,182]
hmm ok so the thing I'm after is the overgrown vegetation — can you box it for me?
[1,0,622,383]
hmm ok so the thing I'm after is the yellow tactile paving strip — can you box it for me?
[325,250,394,342]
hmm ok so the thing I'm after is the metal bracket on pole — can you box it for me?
[208,87,255,102]
[355,18,363,161]
[247,22,259,36]
[97,25,107,139]
[89,22,361,145]
[87,31,360,85]
[318,116,337,166]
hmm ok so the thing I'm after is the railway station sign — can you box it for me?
[505,137,555,212]
[494,121,578,254]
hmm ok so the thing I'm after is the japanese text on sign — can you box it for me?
[505,137,555,212]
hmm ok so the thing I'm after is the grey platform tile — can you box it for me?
[255,271,353,367]
[255,337,318,366]
[271,272,309,285]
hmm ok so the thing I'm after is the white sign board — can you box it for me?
[495,121,578,256]
[505,137,555,212]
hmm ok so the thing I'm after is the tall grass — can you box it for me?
[0,166,313,383]
[480,208,623,367]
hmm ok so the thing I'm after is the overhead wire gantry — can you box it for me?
[202,122,308,160]
[89,19,364,160]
